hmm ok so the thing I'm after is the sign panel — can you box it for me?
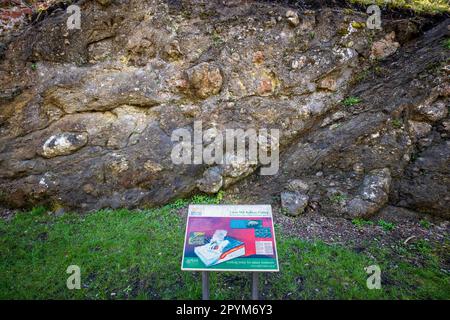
[181,205,279,272]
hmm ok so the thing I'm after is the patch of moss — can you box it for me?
[351,21,366,29]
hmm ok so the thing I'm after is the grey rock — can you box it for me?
[408,121,432,139]
[54,207,65,217]
[360,168,391,203]
[281,191,309,216]
[41,132,88,158]
[345,168,391,218]
[197,167,223,194]
[414,100,448,122]
[395,141,450,219]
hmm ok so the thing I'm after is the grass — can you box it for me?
[0,196,449,299]
[349,0,450,14]
[342,96,362,107]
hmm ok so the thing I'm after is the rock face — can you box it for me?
[0,1,449,219]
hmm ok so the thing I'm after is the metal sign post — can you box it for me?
[202,271,210,300]
[252,272,259,300]
[201,271,260,300]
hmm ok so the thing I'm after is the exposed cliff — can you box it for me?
[0,0,448,219]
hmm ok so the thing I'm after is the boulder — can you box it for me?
[281,191,309,216]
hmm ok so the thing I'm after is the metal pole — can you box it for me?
[202,271,210,300]
[252,272,259,300]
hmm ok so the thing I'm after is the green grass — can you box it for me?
[349,0,450,13]
[0,197,449,299]
[342,96,362,107]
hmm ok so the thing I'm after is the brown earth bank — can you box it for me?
[0,0,449,222]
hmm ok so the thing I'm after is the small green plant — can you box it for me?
[30,206,47,215]
[211,31,224,46]
[31,63,37,71]
[337,28,349,36]
[343,8,354,15]
[442,38,450,49]
[342,96,361,107]
[165,190,224,210]
[352,69,369,84]
[329,193,347,204]
[191,190,224,205]
[215,190,224,203]
[414,239,433,257]
[378,219,395,231]
[308,32,315,40]
[373,65,385,75]
[352,218,374,228]
[392,119,403,128]
[419,219,431,229]
[280,207,290,216]
[167,198,188,210]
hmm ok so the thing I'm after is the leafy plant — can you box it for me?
[342,96,362,107]
[211,31,224,46]
[167,198,188,210]
[392,119,403,128]
[442,38,450,49]
[414,239,433,256]
[329,193,347,204]
[378,219,395,231]
[352,218,374,228]
[351,69,370,84]
[419,219,431,229]
[191,191,224,205]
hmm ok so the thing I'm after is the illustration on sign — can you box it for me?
[181,205,279,271]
